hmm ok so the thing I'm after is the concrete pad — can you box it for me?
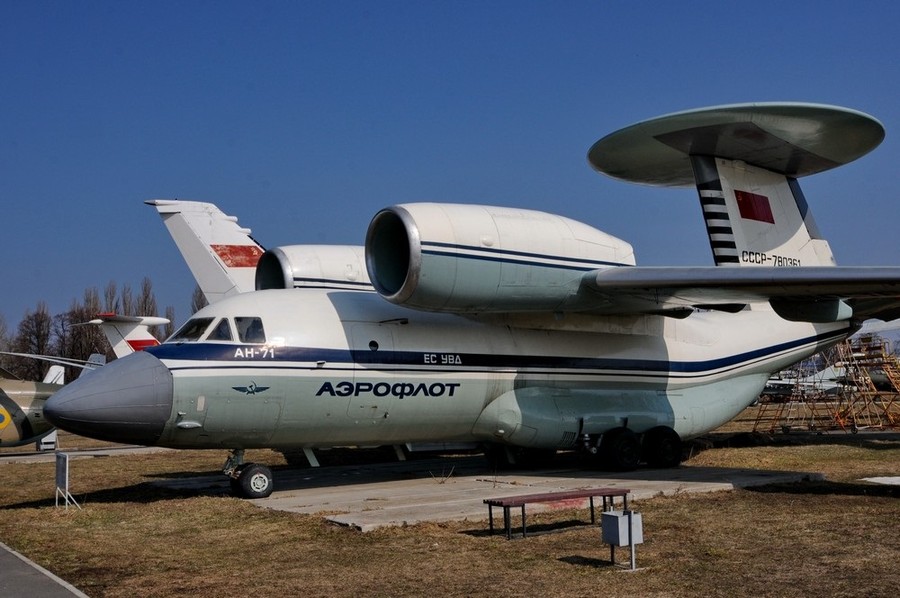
[0,446,171,465]
[153,455,823,532]
[861,476,900,485]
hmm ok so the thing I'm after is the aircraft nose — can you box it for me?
[44,351,173,445]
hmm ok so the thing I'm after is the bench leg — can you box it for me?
[521,505,527,538]
[488,504,494,534]
[504,507,511,540]
[590,496,596,524]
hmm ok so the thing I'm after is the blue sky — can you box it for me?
[2,1,899,325]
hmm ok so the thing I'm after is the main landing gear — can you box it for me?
[582,425,683,471]
[223,449,274,499]
[484,425,683,472]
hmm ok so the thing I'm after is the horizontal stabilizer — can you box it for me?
[85,313,169,358]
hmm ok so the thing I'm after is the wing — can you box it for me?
[576,266,900,322]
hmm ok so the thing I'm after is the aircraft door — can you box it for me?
[347,324,396,423]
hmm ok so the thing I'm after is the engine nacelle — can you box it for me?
[255,245,372,292]
[365,203,634,312]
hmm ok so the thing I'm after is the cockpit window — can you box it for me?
[235,317,266,343]
[169,317,214,342]
[206,318,233,341]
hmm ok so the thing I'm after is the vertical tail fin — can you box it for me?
[691,156,836,267]
[42,365,65,385]
[78,353,108,378]
[587,103,884,269]
[146,200,264,304]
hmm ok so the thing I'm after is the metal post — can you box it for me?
[627,510,636,571]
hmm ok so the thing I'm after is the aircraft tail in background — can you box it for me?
[41,365,65,385]
[88,313,169,358]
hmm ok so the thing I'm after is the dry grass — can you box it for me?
[1,426,898,597]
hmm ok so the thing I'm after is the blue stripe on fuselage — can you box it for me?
[146,327,848,377]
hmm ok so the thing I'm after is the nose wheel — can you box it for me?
[223,450,275,499]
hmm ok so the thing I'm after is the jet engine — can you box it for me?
[365,203,635,312]
[255,245,371,291]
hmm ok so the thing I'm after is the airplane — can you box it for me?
[44,102,900,500]
[1,365,66,448]
[0,315,167,448]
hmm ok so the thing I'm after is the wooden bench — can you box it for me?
[484,487,630,539]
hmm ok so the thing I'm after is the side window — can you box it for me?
[169,318,214,342]
[206,318,233,341]
[235,317,266,343]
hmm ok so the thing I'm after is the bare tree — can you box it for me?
[136,277,158,317]
[103,281,119,314]
[120,283,135,317]
[9,302,53,380]
[163,305,176,340]
[0,314,11,374]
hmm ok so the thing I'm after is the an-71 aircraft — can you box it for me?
[45,102,900,499]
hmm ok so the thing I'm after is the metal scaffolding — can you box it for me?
[754,334,900,433]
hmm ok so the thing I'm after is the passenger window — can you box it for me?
[235,317,266,343]
[206,318,233,341]
[169,318,214,342]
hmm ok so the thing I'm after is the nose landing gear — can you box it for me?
[223,449,275,499]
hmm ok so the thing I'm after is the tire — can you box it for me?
[237,463,274,499]
[600,428,641,471]
[642,426,682,469]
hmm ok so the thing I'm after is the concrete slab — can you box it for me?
[861,476,900,485]
[0,446,171,465]
[153,455,823,532]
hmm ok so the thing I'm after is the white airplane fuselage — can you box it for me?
[50,288,850,452]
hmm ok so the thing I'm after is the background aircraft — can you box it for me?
[0,365,66,448]
[46,102,900,499]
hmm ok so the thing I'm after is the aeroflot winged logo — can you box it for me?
[232,381,271,395]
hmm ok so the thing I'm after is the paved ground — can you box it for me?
[0,541,88,598]
[153,454,824,531]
